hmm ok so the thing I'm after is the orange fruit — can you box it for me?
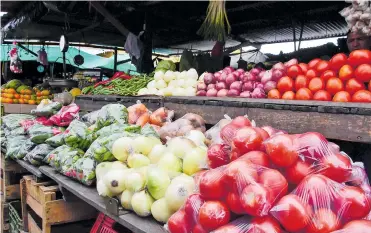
[41,90,50,96]
[36,91,42,97]
[25,89,32,95]
[19,99,24,104]
[7,94,14,99]
[24,95,31,100]
[7,99,13,104]
[14,93,20,99]
[20,89,25,94]
[13,99,19,104]
[333,91,351,102]
[28,100,36,105]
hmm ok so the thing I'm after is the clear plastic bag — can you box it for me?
[9,46,22,73]
[270,174,371,233]
[205,115,232,145]
[44,145,83,170]
[72,157,96,186]
[20,117,53,131]
[49,103,80,126]
[96,104,128,129]
[158,113,206,142]
[45,134,65,148]
[16,139,36,159]
[149,107,175,127]
[94,123,141,140]
[31,102,63,117]
[28,124,64,144]
[1,114,35,130]
[63,120,92,150]
[140,124,160,138]
[81,110,101,126]
[330,220,371,233]
[5,135,28,159]
[24,144,54,166]
[128,101,149,125]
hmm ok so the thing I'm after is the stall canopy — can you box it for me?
[1,1,348,51]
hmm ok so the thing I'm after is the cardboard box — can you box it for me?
[2,103,36,114]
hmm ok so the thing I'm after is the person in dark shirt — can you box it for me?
[347,30,371,52]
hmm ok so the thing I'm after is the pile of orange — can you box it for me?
[268,49,371,103]
[1,88,52,105]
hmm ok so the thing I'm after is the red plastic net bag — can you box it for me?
[49,103,80,126]
[270,174,371,233]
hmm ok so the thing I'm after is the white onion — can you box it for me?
[147,80,156,89]
[187,68,199,80]
[131,190,154,217]
[112,137,134,162]
[120,190,134,210]
[163,71,175,83]
[165,180,195,212]
[157,152,183,178]
[124,170,146,192]
[111,161,128,170]
[148,144,167,164]
[97,179,113,197]
[147,166,171,200]
[133,136,162,156]
[154,71,165,81]
[96,162,113,181]
[151,198,174,223]
[103,169,129,195]
[186,130,206,146]
[167,137,197,159]
[182,147,208,176]
[127,153,150,168]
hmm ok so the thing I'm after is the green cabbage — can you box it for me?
[156,60,176,72]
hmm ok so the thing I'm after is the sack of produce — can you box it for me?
[16,139,36,159]
[59,150,82,178]
[128,102,149,126]
[84,132,137,163]
[1,114,35,130]
[24,144,54,166]
[270,174,371,233]
[28,124,64,144]
[63,120,93,151]
[5,135,28,159]
[149,107,174,127]
[20,117,53,131]
[96,104,128,129]
[93,123,141,140]
[49,103,80,126]
[44,145,83,170]
[158,113,206,142]
[4,126,26,136]
[81,110,100,126]
[72,157,97,186]
[205,115,232,145]
[45,133,65,147]
[31,101,62,117]
[140,124,160,138]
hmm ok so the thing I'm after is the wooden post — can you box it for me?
[114,47,118,72]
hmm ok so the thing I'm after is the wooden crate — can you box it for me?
[0,154,28,201]
[1,202,10,233]
[21,176,97,233]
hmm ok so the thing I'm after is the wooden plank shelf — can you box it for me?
[16,160,44,179]
[38,166,166,233]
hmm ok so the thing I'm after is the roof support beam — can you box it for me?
[90,1,130,37]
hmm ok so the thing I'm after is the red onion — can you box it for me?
[230,81,242,92]
[258,71,265,81]
[206,88,218,97]
[196,90,207,96]
[254,82,264,89]
[232,71,241,77]
[226,73,238,87]
[240,74,249,83]
[284,58,298,68]
[224,66,235,73]
[251,87,266,98]
[197,82,207,91]
[250,68,261,76]
[263,81,277,93]
[207,84,216,90]
[272,62,285,71]
[242,81,255,92]
[236,68,245,74]
[240,91,251,98]
[217,89,228,97]
[204,73,216,85]
[214,72,221,80]
[247,73,258,82]
[261,70,273,84]
[216,82,227,90]
[271,68,286,81]
[219,72,228,82]
[227,89,240,97]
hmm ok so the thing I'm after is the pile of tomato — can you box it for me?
[167,116,371,233]
[268,49,371,103]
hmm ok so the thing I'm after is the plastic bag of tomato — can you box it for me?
[268,49,371,102]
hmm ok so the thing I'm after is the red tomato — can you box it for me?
[184,194,205,223]
[267,89,281,99]
[320,70,336,82]
[329,53,348,71]
[220,123,239,146]
[306,69,319,80]
[352,90,371,103]
[308,58,321,69]
[296,88,313,100]
[296,132,328,161]
[335,186,371,221]
[313,90,332,101]
[207,144,230,169]
[226,191,245,214]
[309,77,325,93]
[270,194,311,232]
[298,63,309,74]
[339,64,355,81]
[231,116,252,127]
[281,91,295,100]
[342,220,371,232]
[295,75,309,91]
[192,224,208,233]
[212,224,240,233]
[326,77,344,95]
[230,148,242,161]
[346,78,366,95]
[348,49,371,67]
[305,208,341,233]
[287,65,303,78]
[193,170,207,189]
[199,201,231,231]
[286,160,312,185]
[251,216,282,233]
[320,153,352,183]
[277,76,294,93]
[224,160,258,193]
[315,60,330,74]
[355,64,371,82]
[232,127,264,154]
[168,210,193,233]
[240,183,273,216]
[237,151,270,168]
[264,134,298,167]
[259,169,288,200]
[199,169,227,200]
[297,175,330,206]
[333,91,351,102]
[254,127,270,141]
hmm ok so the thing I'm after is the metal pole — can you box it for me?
[114,47,118,72]
[63,52,66,78]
